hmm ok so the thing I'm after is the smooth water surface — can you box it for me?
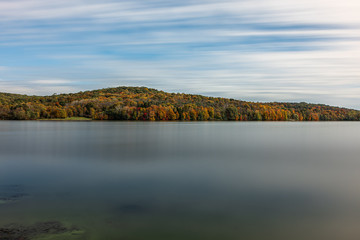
[1,122,360,240]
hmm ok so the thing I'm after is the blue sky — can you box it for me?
[0,0,360,109]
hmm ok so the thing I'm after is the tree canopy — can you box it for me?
[0,86,359,121]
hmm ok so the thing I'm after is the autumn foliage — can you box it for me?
[0,87,359,121]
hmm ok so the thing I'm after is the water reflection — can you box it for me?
[1,122,360,239]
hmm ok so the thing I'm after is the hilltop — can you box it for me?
[0,86,359,121]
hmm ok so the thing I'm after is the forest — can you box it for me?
[0,86,359,121]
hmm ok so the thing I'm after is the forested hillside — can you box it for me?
[0,86,359,121]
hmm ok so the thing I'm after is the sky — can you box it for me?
[0,0,360,109]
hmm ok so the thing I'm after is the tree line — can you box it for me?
[0,86,359,121]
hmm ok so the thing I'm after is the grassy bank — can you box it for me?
[38,117,91,121]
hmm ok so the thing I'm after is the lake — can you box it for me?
[1,121,360,240]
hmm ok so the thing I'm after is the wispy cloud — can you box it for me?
[30,79,73,85]
[0,0,360,108]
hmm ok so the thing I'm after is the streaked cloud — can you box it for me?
[30,79,73,85]
[0,0,360,108]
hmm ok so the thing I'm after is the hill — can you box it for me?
[0,86,359,121]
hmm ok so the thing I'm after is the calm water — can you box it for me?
[1,121,360,239]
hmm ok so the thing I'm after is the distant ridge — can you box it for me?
[0,86,359,121]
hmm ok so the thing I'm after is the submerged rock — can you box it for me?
[0,221,84,240]
[0,185,29,205]
[117,204,147,214]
